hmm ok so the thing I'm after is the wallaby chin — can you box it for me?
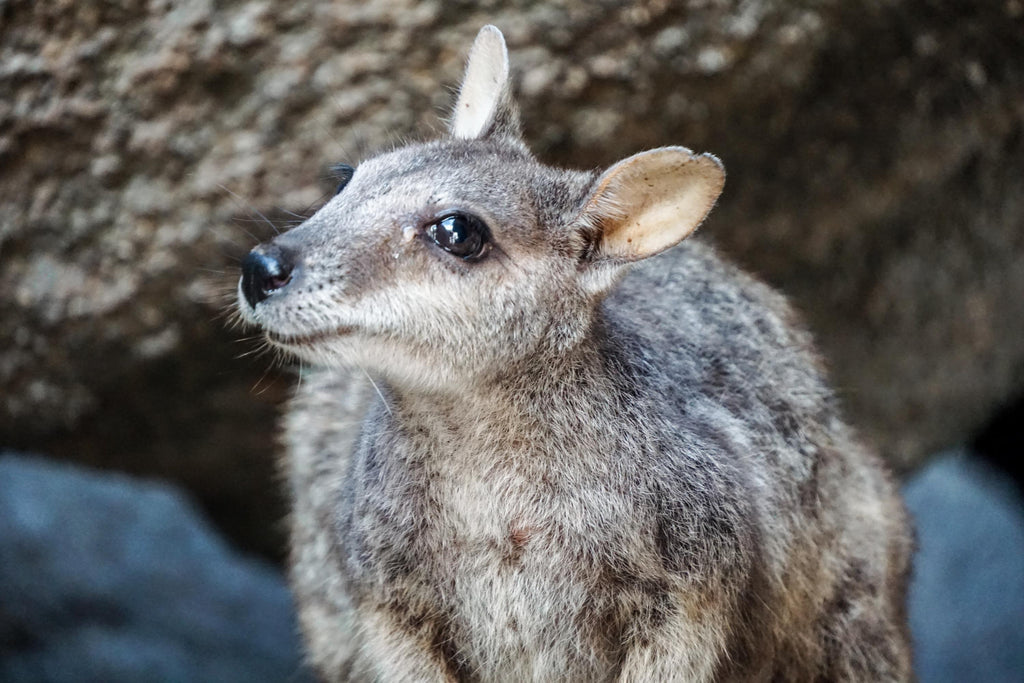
[238,24,913,683]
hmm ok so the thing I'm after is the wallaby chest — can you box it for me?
[340,401,664,677]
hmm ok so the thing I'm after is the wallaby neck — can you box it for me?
[381,313,636,456]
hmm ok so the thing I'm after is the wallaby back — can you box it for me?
[238,25,912,682]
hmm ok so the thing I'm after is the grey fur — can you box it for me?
[238,26,912,682]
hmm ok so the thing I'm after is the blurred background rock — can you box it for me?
[0,453,314,682]
[1,0,1022,680]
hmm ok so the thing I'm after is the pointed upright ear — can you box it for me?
[578,147,725,262]
[450,25,522,141]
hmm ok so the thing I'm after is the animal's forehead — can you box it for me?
[340,141,537,214]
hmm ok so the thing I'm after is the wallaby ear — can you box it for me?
[578,147,725,262]
[451,25,522,141]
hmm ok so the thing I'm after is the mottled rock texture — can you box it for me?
[2,0,1022,555]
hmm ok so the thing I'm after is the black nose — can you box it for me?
[241,244,295,308]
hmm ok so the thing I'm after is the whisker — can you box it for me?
[277,208,311,221]
[219,183,281,237]
[361,367,393,417]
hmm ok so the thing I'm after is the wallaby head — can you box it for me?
[239,25,725,391]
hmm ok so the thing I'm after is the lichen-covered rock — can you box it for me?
[1,0,1022,552]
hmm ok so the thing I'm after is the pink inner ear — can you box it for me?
[585,148,725,261]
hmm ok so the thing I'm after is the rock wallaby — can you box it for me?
[238,25,912,682]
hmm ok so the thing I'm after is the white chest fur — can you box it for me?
[418,448,641,680]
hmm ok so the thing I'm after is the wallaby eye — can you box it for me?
[331,164,355,195]
[426,212,489,259]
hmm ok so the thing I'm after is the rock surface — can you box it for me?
[2,0,1022,553]
[0,452,312,682]
[904,451,1024,683]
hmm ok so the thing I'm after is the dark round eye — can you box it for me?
[331,163,355,195]
[426,212,489,259]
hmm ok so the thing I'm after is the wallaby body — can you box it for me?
[239,27,912,682]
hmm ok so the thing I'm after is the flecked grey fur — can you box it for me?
[238,26,911,682]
